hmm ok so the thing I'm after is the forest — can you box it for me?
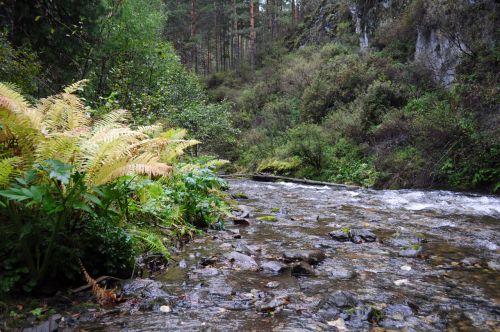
[0,0,499,330]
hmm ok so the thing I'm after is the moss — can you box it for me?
[257,157,302,175]
[257,215,278,222]
[233,192,249,199]
[341,227,350,234]
[271,207,281,213]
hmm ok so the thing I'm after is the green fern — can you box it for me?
[128,228,171,258]
[0,157,22,187]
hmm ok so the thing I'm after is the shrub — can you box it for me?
[301,53,377,122]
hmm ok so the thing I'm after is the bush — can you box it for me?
[0,82,231,294]
[301,53,377,122]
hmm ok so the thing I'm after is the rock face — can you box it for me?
[292,0,497,86]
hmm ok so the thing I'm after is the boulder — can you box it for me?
[224,251,258,271]
[283,250,326,265]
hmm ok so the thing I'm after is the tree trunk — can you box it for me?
[249,0,256,70]
[233,0,239,69]
[191,0,197,72]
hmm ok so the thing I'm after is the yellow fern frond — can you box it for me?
[160,140,200,163]
[92,109,130,132]
[63,80,89,94]
[160,128,188,140]
[0,157,23,187]
[0,83,30,110]
[35,134,80,165]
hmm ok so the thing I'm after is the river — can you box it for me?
[79,179,500,331]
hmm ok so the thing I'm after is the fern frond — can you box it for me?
[63,80,89,94]
[92,161,172,186]
[92,109,130,132]
[0,157,22,187]
[78,258,119,306]
[128,228,171,258]
[0,82,30,110]
[160,140,200,163]
[35,134,80,165]
[160,128,188,140]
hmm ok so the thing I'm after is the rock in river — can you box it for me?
[224,251,258,271]
[260,261,287,275]
[350,229,377,243]
[399,247,422,258]
[329,229,377,243]
[283,249,326,265]
[326,290,358,308]
[330,268,355,280]
[291,261,316,276]
[329,230,350,242]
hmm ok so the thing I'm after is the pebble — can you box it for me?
[265,281,280,288]
[327,318,347,331]
[394,279,410,286]
[400,265,412,271]
[159,305,171,313]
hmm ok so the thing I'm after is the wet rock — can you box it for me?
[327,318,347,331]
[189,267,219,279]
[379,304,414,329]
[350,229,377,243]
[260,261,287,275]
[393,279,411,286]
[178,259,187,269]
[399,247,422,258]
[200,256,218,266]
[159,305,171,313]
[122,278,168,298]
[265,281,280,289]
[329,229,377,243]
[326,290,358,308]
[282,249,326,265]
[224,251,258,270]
[233,218,250,226]
[329,230,350,242]
[256,296,290,313]
[291,262,316,277]
[22,314,61,332]
[232,192,248,199]
[235,205,251,218]
[460,257,480,266]
[487,260,500,271]
[330,268,355,280]
[385,235,427,247]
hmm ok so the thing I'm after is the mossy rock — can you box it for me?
[257,215,278,222]
[232,192,249,199]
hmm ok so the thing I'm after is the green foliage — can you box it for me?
[0,84,231,294]
[0,34,41,96]
[301,54,376,122]
[257,157,302,175]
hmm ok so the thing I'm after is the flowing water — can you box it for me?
[79,179,500,331]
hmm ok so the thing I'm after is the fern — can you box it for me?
[0,80,191,186]
[0,157,22,187]
[128,228,171,258]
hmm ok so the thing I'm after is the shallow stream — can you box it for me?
[79,179,500,331]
